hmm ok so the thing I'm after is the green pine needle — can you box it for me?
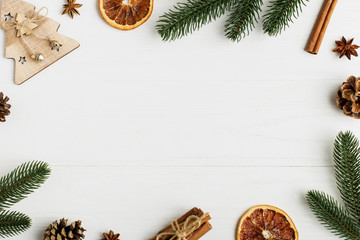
[263,0,307,36]
[0,161,51,210]
[306,190,360,240]
[224,0,263,42]
[0,210,31,238]
[334,131,360,227]
[156,0,235,41]
[307,131,360,239]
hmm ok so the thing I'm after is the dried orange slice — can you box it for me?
[237,205,298,240]
[98,0,153,30]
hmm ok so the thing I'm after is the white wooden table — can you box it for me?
[1,0,360,239]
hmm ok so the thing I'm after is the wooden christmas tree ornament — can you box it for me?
[0,0,80,84]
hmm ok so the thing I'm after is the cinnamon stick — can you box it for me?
[188,222,212,240]
[305,0,338,54]
[150,207,211,240]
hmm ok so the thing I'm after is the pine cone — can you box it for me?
[102,230,120,240]
[44,218,86,240]
[336,76,360,119]
[0,92,11,122]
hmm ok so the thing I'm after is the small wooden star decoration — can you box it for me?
[62,0,82,19]
[14,13,38,37]
[333,37,359,60]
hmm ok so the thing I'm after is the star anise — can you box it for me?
[102,230,120,240]
[0,92,11,122]
[62,0,82,19]
[333,37,359,60]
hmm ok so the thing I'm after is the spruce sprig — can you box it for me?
[0,161,50,238]
[156,0,235,41]
[334,132,360,227]
[307,191,360,240]
[307,131,360,239]
[224,0,263,42]
[0,211,31,238]
[263,0,308,36]
[0,161,51,210]
[156,0,307,41]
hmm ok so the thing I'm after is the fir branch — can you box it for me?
[334,131,360,227]
[224,0,263,42]
[262,0,307,36]
[0,161,51,210]
[306,190,360,240]
[156,0,235,41]
[0,210,31,238]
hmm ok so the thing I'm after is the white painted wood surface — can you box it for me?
[1,0,360,239]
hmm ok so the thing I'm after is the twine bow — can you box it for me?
[156,213,209,240]
[1,7,48,60]
[1,7,48,37]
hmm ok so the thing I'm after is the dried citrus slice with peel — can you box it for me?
[98,0,153,30]
[237,205,298,240]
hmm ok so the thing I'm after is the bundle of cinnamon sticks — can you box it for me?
[150,207,212,240]
[306,0,338,54]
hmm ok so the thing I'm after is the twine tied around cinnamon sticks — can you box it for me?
[1,7,62,61]
[155,213,210,240]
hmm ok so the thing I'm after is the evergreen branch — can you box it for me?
[224,0,263,42]
[334,131,360,227]
[0,161,51,210]
[306,190,360,240]
[156,0,235,41]
[0,210,31,238]
[262,0,307,36]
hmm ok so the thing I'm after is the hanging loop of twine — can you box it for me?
[156,213,209,240]
[1,7,48,59]
[1,7,48,36]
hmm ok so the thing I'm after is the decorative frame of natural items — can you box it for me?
[2,0,360,239]
[2,131,360,240]
[0,0,357,85]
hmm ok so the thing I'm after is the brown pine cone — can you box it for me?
[336,76,360,118]
[44,218,86,240]
[102,230,120,240]
[0,92,11,122]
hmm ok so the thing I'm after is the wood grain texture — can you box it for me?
[0,0,360,240]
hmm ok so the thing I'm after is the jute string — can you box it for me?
[1,7,48,57]
[155,213,209,240]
